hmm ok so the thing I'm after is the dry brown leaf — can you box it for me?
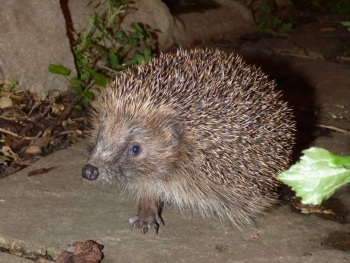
[0,96,13,109]
[1,146,20,161]
[56,240,104,263]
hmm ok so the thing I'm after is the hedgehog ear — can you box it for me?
[165,119,183,147]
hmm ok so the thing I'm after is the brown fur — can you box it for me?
[85,48,295,232]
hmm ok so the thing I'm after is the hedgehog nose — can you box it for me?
[82,164,99,181]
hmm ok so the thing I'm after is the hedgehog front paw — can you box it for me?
[129,198,164,234]
[128,214,164,234]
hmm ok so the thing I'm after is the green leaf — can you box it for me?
[109,53,120,68]
[261,0,273,13]
[330,153,350,169]
[143,48,152,62]
[341,21,350,31]
[277,147,350,205]
[113,29,126,39]
[71,85,83,95]
[341,21,350,27]
[91,43,109,60]
[93,13,113,42]
[132,53,145,65]
[83,90,94,101]
[280,22,293,33]
[130,22,142,32]
[48,64,71,76]
[89,69,110,87]
[75,104,83,110]
[70,77,87,88]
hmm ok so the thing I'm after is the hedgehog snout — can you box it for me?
[82,164,99,181]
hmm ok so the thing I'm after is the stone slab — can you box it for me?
[0,56,349,262]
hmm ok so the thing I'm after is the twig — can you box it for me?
[57,95,81,124]
[39,97,56,117]
[0,128,42,140]
[57,130,83,136]
[0,128,19,138]
[28,101,40,117]
[315,124,349,134]
[320,104,345,109]
[70,117,86,122]
[0,115,36,123]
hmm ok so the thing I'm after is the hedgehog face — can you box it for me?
[83,116,184,184]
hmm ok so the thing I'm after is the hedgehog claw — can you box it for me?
[127,215,161,234]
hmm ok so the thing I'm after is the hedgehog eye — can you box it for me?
[129,145,141,156]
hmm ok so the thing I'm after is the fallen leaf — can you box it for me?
[0,96,13,109]
[27,166,57,176]
[56,240,104,263]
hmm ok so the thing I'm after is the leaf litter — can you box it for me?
[0,88,87,178]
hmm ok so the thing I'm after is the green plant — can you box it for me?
[278,148,350,205]
[310,0,350,14]
[341,21,350,31]
[332,0,350,14]
[0,79,18,91]
[49,0,154,109]
[48,64,94,107]
[255,0,293,35]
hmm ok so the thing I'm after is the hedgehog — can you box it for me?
[82,48,295,234]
